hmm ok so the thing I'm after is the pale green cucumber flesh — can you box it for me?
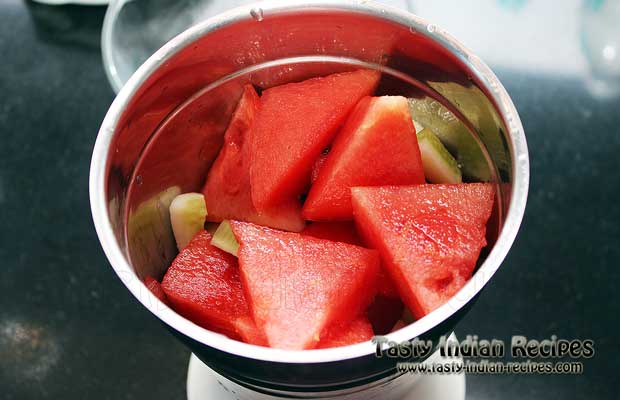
[169,192,208,251]
[211,220,239,257]
[412,119,424,134]
[408,96,490,181]
[417,128,462,184]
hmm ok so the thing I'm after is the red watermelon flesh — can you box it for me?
[376,269,400,299]
[160,230,263,343]
[202,85,304,232]
[303,96,425,221]
[366,295,404,335]
[391,320,407,332]
[311,152,329,184]
[302,222,399,298]
[250,69,380,210]
[144,276,170,306]
[233,315,268,346]
[351,184,495,319]
[230,221,380,350]
[301,221,361,245]
[317,316,374,349]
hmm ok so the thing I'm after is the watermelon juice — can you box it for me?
[137,63,500,351]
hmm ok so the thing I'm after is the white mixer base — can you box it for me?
[187,334,466,400]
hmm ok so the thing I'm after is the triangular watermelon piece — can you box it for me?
[302,222,400,299]
[351,184,495,318]
[230,221,380,350]
[250,70,380,210]
[161,230,264,344]
[233,315,268,346]
[144,276,170,306]
[202,85,304,232]
[317,316,374,349]
[303,96,425,220]
[310,151,329,184]
[301,221,361,245]
[375,269,400,299]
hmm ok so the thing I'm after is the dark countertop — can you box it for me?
[0,1,617,399]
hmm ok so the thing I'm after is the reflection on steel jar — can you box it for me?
[90,1,529,398]
[102,0,411,92]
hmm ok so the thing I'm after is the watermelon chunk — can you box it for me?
[233,315,268,346]
[301,221,361,245]
[351,184,495,318]
[230,221,380,350]
[144,276,170,306]
[376,269,400,299]
[302,222,399,298]
[250,70,380,210]
[317,316,374,349]
[160,230,264,343]
[310,151,329,184]
[303,96,425,221]
[202,85,304,232]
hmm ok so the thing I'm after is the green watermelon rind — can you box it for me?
[407,95,490,182]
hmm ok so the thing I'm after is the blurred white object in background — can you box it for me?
[581,0,620,99]
[409,0,588,76]
[102,0,410,93]
[410,0,619,98]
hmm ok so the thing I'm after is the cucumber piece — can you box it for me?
[211,220,239,257]
[417,128,463,184]
[427,81,510,180]
[127,186,181,279]
[407,96,491,181]
[169,193,208,251]
[412,119,424,134]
